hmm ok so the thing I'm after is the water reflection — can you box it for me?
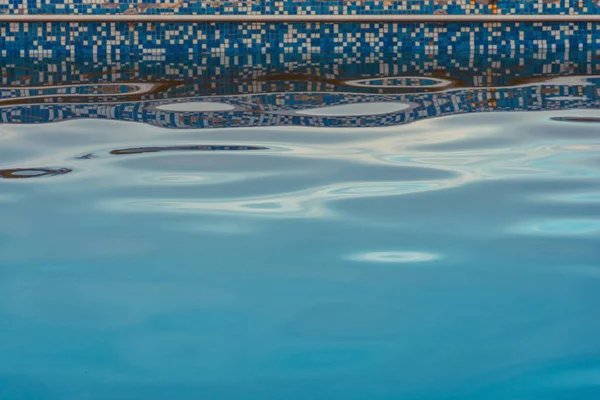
[0,51,599,400]
[1,50,600,130]
[348,251,441,263]
[109,145,269,155]
[551,116,600,123]
[513,219,600,236]
[295,102,412,116]
[0,167,72,179]
[344,76,453,89]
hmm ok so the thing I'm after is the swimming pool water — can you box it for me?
[0,51,599,399]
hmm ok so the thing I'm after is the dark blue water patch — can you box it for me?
[108,145,269,155]
[0,167,72,179]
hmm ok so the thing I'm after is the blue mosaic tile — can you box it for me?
[0,22,599,56]
[1,0,600,16]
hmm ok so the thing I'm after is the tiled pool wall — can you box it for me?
[1,22,600,56]
[1,0,600,16]
[0,1,600,55]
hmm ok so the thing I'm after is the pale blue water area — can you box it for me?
[1,53,600,399]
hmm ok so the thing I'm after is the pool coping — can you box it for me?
[0,14,599,23]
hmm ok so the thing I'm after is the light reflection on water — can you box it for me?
[0,52,599,400]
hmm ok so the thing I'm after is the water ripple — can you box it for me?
[344,76,453,89]
[155,102,237,112]
[1,54,600,398]
[551,116,600,123]
[348,251,441,263]
[109,145,269,155]
[0,167,72,179]
[295,102,412,116]
[512,219,600,236]
[106,181,448,218]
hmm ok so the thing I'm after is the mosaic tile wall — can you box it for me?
[0,50,599,129]
[1,21,599,56]
[1,0,600,16]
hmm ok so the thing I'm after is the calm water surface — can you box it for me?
[0,51,599,399]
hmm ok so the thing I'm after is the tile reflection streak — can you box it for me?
[1,51,600,130]
[109,145,269,155]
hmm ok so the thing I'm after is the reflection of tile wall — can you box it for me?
[0,0,599,16]
[1,80,599,129]
[0,22,598,56]
[1,49,598,130]
[2,49,596,90]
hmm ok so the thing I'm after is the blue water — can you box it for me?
[1,52,600,399]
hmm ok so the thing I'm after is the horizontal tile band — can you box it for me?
[0,14,599,23]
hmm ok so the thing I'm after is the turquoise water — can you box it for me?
[1,53,600,399]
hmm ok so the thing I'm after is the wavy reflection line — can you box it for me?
[348,251,441,263]
[0,82,180,107]
[344,76,453,89]
[101,117,600,218]
[0,167,72,179]
[294,102,412,117]
[155,102,238,112]
[137,171,282,186]
[512,219,600,236]
[543,75,600,86]
[0,83,154,98]
[107,180,456,218]
[109,145,269,155]
[551,116,600,123]
[378,138,600,183]
[524,150,600,179]
[1,76,599,130]
[0,82,143,94]
[536,191,600,203]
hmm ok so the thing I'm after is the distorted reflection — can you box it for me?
[1,50,600,400]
